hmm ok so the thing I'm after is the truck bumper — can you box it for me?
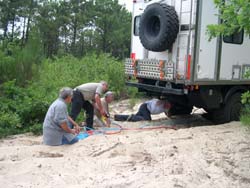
[126,81,185,95]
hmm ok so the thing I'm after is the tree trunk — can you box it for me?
[2,21,8,49]
[25,0,34,44]
[72,18,77,55]
[102,20,107,52]
[80,36,84,57]
[25,16,30,44]
[54,31,60,55]
[21,17,26,47]
[11,16,15,42]
[3,22,8,39]
[64,32,67,53]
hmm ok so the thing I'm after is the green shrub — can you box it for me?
[0,111,22,138]
[30,53,128,100]
[0,80,49,137]
[241,91,250,105]
[29,123,43,135]
[0,34,43,85]
[0,53,130,137]
[240,91,250,126]
[240,108,250,126]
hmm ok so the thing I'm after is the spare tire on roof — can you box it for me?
[139,3,179,52]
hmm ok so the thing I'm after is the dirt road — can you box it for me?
[0,100,250,188]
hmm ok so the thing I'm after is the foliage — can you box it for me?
[240,68,250,126]
[89,0,131,59]
[207,0,250,40]
[241,91,250,105]
[0,111,22,138]
[240,107,250,127]
[0,80,50,137]
[0,0,131,59]
[0,31,43,85]
[28,123,43,135]
[32,53,126,99]
[241,62,250,126]
[0,54,130,138]
[240,91,250,126]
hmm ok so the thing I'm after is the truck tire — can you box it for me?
[227,93,242,121]
[139,3,179,52]
[203,93,242,124]
[167,104,193,116]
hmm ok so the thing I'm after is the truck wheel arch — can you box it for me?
[224,86,247,104]
[204,90,245,124]
[139,3,179,52]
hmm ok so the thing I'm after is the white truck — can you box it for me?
[125,0,250,123]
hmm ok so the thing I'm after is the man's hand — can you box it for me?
[74,125,80,134]
[100,108,107,117]
[95,93,106,116]
[106,118,111,127]
[70,129,77,134]
[61,122,78,134]
[68,116,80,134]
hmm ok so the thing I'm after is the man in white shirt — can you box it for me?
[70,81,108,130]
[114,99,171,121]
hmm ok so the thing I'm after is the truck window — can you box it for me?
[223,30,244,44]
[134,16,141,36]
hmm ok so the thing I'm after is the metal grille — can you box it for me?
[125,58,174,81]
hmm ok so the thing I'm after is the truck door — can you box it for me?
[219,31,250,81]
[195,0,219,81]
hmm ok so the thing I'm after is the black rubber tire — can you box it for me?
[227,93,242,121]
[203,93,242,124]
[167,104,193,116]
[201,112,213,121]
[139,3,179,52]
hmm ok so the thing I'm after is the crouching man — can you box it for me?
[43,87,80,146]
[94,91,114,127]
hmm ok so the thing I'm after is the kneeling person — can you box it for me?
[43,87,80,146]
[94,91,114,127]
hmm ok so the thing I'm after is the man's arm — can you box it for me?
[60,122,77,134]
[68,116,80,134]
[95,93,105,116]
[92,102,100,111]
[105,118,111,127]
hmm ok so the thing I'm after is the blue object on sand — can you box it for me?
[77,132,89,140]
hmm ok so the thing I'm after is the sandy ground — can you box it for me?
[1,99,250,188]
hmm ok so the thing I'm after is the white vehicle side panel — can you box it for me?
[131,1,145,59]
[220,36,250,80]
[196,0,218,80]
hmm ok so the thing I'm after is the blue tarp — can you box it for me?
[76,132,89,140]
